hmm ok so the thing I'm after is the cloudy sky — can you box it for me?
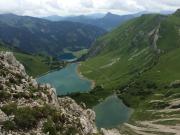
[0,0,179,17]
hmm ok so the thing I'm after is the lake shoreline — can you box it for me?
[37,63,94,95]
[36,61,75,79]
[93,94,133,128]
[76,62,96,89]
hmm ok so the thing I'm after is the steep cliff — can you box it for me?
[0,52,98,135]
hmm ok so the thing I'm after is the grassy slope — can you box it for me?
[77,12,180,120]
[0,43,50,77]
[125,14,180,123]
[80,13,180,90]
[80,14,164,90]
[14,53,50,77]
[63,48,89,59]
[140,15,180,85]
[72,49,89,58]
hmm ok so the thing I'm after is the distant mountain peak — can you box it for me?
[103,12,121,19]
[105,12,115,17]
[107,12,113,15]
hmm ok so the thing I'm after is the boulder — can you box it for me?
[170,80,180,88]
[0,109,8,123]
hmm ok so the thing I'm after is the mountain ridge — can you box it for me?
[0,13,106,57]
[44,12,136,31]
[80,11,180,88]
[43,11,174,31]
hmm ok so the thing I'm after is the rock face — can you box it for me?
[58,97,97,134]
[148,24,161,54]
[170,80,180,88]
[0,52,98,135]
[174,9,180,17]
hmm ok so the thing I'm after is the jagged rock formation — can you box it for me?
[0,52,98,135]
[148,24,161,54]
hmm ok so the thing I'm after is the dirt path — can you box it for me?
[124,119,180,135]
[148,108,180,113]
[150,118,180,123]
[140,121,180,135]
[124,123,157,135]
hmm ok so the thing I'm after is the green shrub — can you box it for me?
[14,107,37,129]
[3,120,16,131]
[66,127,79,135]
[2,105,58,131]
[29,86,38,93]
[0,91,11,101]
[0,84,3,90]
[43,118,57,135]
[146,81,157,89]
[51,112,61,123]
[33,105,55,119]
[151,101,169,109]
[1,103,17,115]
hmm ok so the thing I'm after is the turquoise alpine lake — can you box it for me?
[37,63,92,95]
[37,63,132,128]
[93,95,133,128]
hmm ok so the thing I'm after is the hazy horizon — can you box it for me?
[0,0,179,17]
[0,10,176,18]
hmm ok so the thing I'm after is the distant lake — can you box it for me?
[37,63,92,95]
[58,53,77,62]
[93,95,133,128]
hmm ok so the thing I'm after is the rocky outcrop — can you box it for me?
[0,110,8,124]
[174,9,180,17]
[0,52,98,135]
[58,97,97,134]
[148,24,161,54]
[170,80,180,88]
[101,128,121,135]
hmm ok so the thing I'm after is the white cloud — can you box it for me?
[0,0,179,17]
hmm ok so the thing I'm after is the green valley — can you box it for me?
[0,1,180,135]
[75,9,180,134]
